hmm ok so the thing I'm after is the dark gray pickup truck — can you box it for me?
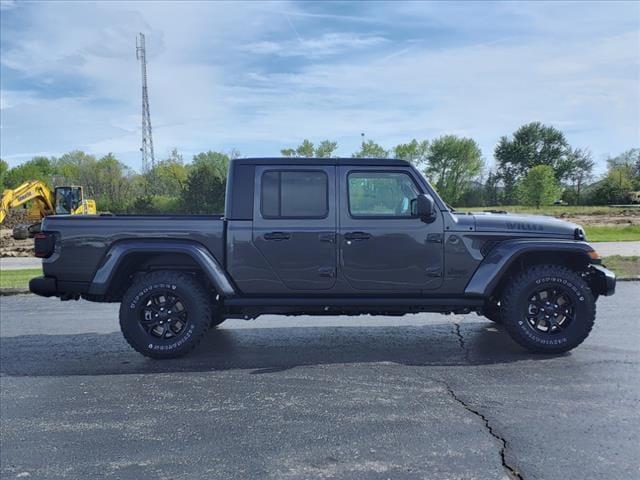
[30,157,616,358]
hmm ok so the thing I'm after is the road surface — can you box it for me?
[0,257,41,270]
[1,285,638,479]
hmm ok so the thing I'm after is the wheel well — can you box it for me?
[489,251,591,302]
[105,252,215,301]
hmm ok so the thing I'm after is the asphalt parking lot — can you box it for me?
[1,284,638,480]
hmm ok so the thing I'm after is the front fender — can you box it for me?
[88,240,236,297]
[464,239,596,297]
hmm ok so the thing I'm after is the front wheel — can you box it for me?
[483,300,502,324]
[501,265,595,354]
[119,271,211,358]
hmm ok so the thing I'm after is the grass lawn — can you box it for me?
[584,225,640,242]
[602,256,640,278]
[0,268,42,290]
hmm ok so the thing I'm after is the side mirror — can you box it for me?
[412,194,436,222]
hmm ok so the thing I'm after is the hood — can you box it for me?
[470,212,582,239]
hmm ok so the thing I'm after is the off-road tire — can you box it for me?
[210,302,226,329]
[119,271,211,359]
[501,265,595,354]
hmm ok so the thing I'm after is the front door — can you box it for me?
[252,165,337,291]
[338,167,444,293]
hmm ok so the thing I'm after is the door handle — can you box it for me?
[264,231,291,241]
[344,232,371,241]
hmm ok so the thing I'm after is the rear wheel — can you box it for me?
[501,265,595,354]
[119,271,211,358]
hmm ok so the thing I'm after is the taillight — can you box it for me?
[34,232,55,258]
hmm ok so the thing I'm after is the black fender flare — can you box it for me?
[464,239,596,297]
[88,240,237,297]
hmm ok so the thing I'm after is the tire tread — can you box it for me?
[501,264,595,353]
[119,270,211,359]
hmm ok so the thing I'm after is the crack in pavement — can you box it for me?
[452,320,471,363]
[367,358,524,480]
[438,379,524,480]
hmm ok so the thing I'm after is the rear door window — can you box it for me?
[261,170,328,218]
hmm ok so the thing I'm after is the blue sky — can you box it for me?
[1,1,638,174]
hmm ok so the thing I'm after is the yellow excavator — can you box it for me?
[0,180,97,239]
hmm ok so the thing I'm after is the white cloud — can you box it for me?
[240,32,388,57]
[0,0,638,174]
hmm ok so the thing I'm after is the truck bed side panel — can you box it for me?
[42,215,224,284]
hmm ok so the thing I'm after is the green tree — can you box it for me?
[92,153,136,212]
[484,169,501,206]
[425,135,484,205]
[393,139,429,168]
[517,165,561,208]
[565,148,594,205]
[495,122,571,202]
[0,159,8,192]
[591,166,635,204]
[352,140,389,158]
[181,151,229,214]
[192,151,229,180]
[148,148,188,197]
[281,139,338,158]
[5,156,55,188]
[55,151,99,194]
[606,148,640,189]
[314,140,338,158]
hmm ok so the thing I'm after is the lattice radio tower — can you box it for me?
[136,33,155,173]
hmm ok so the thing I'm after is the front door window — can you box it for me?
[348,172,419,217]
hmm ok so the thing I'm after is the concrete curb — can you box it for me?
[0,288,31,296]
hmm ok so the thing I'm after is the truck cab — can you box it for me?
[225,158,445,295]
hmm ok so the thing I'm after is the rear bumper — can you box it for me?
[590,264,616,296]
[29,276,57,297]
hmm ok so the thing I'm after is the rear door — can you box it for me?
[252,165,337,291]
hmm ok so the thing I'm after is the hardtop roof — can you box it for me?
[232,157,413,167]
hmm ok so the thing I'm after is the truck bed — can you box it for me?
[41,214,225,284]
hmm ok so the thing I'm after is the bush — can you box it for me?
[517,165,561,208]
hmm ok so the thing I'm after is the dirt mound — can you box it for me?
[561,214,640,226]
[0,229,34,257]
[2,209,31,229]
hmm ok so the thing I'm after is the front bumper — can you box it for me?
[29,276,57,297]
[589,264,616,296]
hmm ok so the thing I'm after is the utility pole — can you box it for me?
[136,33,155,173]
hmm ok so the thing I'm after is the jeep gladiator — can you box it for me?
[30,158,616,358]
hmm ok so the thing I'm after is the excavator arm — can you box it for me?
[0,180,56,225]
